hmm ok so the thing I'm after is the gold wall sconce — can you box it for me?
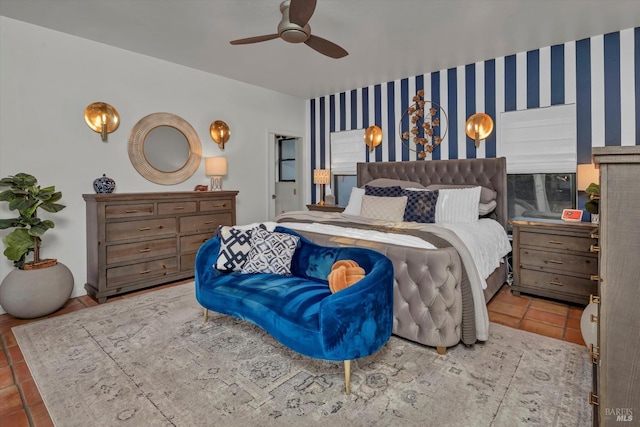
[465,113,494,148]
[205,157,228,190]
[84,102,120,142]
[313,169,330,205]
[210,120,230,150]
[364,125,383,152]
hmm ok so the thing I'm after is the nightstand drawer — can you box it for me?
[520,231,595,253]
[519,248,598,276]
[520,269,598,297]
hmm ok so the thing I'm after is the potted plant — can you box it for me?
[584,182,600,224]
[0,173,74,318]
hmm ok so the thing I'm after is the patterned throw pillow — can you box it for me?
[401,189,439,223]
[215,225,264,271]
[364,185,402,197]
[241,228,300,275]
[360,195,408,222]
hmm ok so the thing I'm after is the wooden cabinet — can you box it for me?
[306,204,345,213]
[590,146,640,426]
[510,218,598,305]
[83,191,237,303]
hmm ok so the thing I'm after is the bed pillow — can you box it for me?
[215,225,265,271]
[425,184,497,204]
[366,178,425,189]
[360,195,408,222]
[435,187,481,224]
[401,189,439,223]
[478,200,498,216]
[343,187,366,216]
[364,185,403,197]
[241,227,300,275]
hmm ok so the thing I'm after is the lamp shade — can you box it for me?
[465,113,494,143]
[205,157,227,176]
[313,169,330,184]
[577,163,599,191]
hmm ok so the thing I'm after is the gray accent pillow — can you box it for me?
[425,184,497,204]
[366,178,425,189]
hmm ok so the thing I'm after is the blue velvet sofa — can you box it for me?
[194,226,394,394]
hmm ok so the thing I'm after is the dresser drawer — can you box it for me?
[105,203,154,219]
[106,218,176,242]
[106,258,178,288]
[200,199,233,212]
[520,269,598,298]
[180,253,197,272]
[158,201,197,216]
[520,231,594,253]
[180,213,232,234]
[180,233,213,254]
[519,248,598,276]
[106,238,176,264]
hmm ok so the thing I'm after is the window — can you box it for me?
[278,137,296,182]
[330,129,366,206]
[333,175,358,206]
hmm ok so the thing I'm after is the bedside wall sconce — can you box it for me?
[84,102,120,142]
[313,169,330,205]
[364,125,383,152]
[210,120,230,150]
[465,113,494,148]
[205,157,227,191]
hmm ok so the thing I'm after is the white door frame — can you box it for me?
[266,129,305,220]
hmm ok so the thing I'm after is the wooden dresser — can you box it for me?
[590,146,640,426]
[510,218,598,305]
[83,191,237,303]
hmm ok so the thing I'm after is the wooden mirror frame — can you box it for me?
[128,113,202,185]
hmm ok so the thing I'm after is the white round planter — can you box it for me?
[0,261,74,319]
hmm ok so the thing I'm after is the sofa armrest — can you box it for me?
[318,255,394,360]
[195,236,224,293]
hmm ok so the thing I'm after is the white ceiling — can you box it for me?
[1,0,638,99]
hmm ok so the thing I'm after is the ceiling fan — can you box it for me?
[229,0,348,59]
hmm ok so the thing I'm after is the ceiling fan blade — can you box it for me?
[230,34,279,45]
[304,34,348,59]
[289,0,317,27]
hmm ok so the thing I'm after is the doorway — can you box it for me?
[268,133,303,219]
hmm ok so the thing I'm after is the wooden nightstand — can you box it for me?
[306,204,345,213]
[510,217,599,305]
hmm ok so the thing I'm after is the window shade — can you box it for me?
[499,104,577,174]
[330,129,366,174]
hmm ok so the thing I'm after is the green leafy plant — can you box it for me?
[0,173,65,269]
[584,182,600,215]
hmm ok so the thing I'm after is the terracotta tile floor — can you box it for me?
[0,281,587,426]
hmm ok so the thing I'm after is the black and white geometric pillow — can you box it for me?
[215,225,263,271]
[241,227,300,275]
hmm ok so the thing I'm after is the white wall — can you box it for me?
[0,17,306,310]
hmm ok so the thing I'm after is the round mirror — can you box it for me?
[128,113,202,185]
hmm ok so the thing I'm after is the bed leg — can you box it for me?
[436,346,447,355]
[344,360,351,395]
[203,308,209,322]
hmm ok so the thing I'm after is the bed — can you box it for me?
[274,157,511,353]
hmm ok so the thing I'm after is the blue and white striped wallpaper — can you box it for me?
[308,27,639,202]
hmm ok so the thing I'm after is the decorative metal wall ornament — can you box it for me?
[398,90,448,159]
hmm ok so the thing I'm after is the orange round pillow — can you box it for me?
[328,260,366,293]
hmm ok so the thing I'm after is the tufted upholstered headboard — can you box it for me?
[357,157,508,230]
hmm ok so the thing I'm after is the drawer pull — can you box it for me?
[204,221,216,224]
[549,281,563,286]
[588,392,599,406]
[590,295,600,304]
[547,259,563,265]
[589,344,600,364]
[590,232,599,239]
[590,244,600,253]
[125,210,138,213]
[590,275,600,282]
[139,270,152,274]
[590,314,599,323]
[548,240,563,245]
[174,206,185,210]
[139,248,151,253]
[138,227,151,231]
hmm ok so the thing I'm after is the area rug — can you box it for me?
[13,283,592,427]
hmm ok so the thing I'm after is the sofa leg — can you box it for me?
[203,308,209,323]
[436,346,447,355]
[344,360,351,395]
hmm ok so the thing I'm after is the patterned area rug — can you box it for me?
[13,283,592,427]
